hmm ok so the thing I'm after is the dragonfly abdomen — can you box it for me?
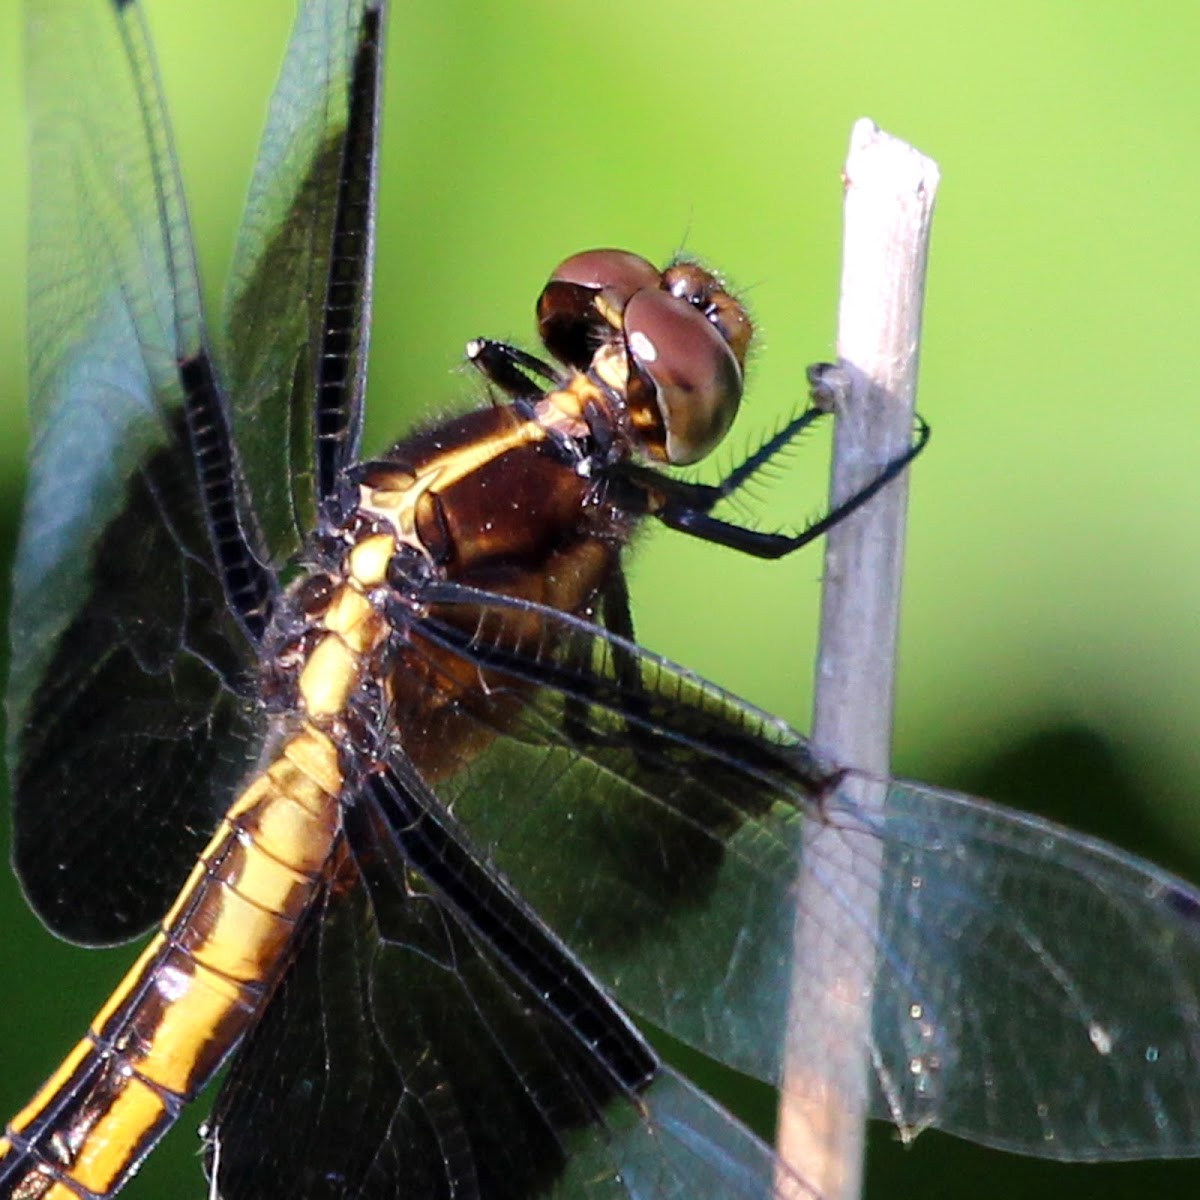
[0,724,345,1200]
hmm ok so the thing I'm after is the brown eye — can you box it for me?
[537,249,660,369]
[547,249,660,300]
[623,288,743,465]
[661,260,754,372]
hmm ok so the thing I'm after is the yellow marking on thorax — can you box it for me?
[358,421,541,543]
[300,638,357,715]
[358,383,600,548]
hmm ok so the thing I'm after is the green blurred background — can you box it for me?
[3,1,1200,1197]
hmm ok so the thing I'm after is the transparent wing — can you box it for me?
[398,580,1200,1161]
[862,779,1200,1156]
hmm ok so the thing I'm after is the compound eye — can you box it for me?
[537,249,661,369]
[624,288,743,465]
[548,249,661,300]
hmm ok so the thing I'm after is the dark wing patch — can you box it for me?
[356,759,657,1095]
[204,846,814,1200]
[221,0,385,560]
[14,0,269,943]
[11,424,261,944]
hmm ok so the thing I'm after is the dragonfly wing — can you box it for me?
[860,778,1200,1157]
[221,0,385,560]
[14,0,267,945]
[403,580,1200,1160]
[204,842,814,1199]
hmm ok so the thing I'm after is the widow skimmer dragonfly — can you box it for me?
[7,0,1200,1197]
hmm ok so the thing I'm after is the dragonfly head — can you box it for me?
[536,249,753,466]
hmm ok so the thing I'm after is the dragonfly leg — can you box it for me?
[467,337,561,401]
[629,386,930,558]
[561,569,653,756]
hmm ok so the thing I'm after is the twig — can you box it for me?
[775,120,939,1200]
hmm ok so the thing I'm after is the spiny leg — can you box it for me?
[624,363,931,559]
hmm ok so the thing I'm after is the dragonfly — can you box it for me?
[6,1,1200,1198]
